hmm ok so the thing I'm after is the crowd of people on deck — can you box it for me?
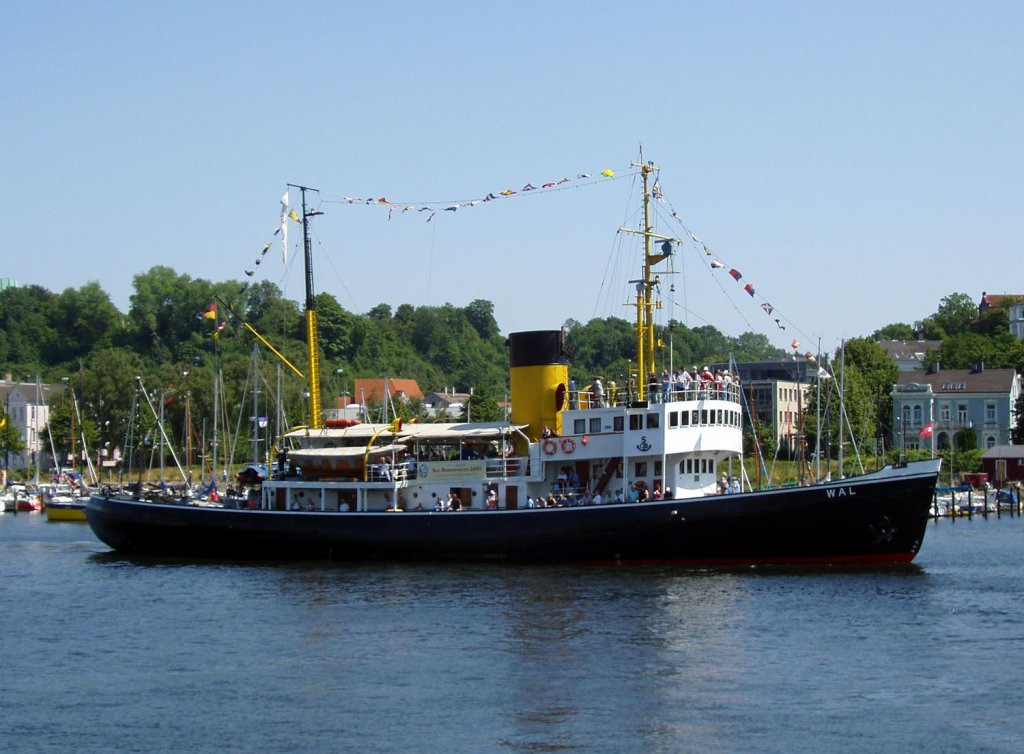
[567,366,740,408]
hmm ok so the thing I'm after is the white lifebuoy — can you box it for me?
[561,437,576,454]
[542,438,558,455]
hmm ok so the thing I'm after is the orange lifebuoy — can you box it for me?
[561,437,576,454]
[542,438,558,455]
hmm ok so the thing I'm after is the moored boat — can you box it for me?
[88,165,941,563]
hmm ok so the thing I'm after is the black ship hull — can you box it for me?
[87,461,939,564]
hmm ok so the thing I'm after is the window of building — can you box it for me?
[986,403,996,422]
[635,462,647,478]
[613,416,624,432]
[589,417,602,433]
[913,405,922,426]
[986,435,996,449]
[629,414,642,431]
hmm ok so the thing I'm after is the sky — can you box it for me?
[3,1,1022,356]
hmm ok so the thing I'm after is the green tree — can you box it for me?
[916,292,977,339]
[467,389,504,422]
[47,282,124,364]
[872,322,916,340]
[464,299,499,339]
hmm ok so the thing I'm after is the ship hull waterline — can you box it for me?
[86,465,938,564]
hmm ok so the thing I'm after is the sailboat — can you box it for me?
[87,167,941,563]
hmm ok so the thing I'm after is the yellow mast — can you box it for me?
[289,184,324,429]
[620,161,674,401]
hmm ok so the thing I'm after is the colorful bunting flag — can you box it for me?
[710,259,725,269]
[729,268,742,281]
[744,283,755,297]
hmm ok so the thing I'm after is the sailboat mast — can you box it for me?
[289,183,324,429]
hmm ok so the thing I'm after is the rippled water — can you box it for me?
[2,512,1023,753]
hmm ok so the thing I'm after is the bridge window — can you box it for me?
[613,416,624,432]
[647,413,659,429]
[669,411,678,428]
[590,417,602,433]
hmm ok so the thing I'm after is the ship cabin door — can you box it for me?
[451,487,471,511]
[505,485,518,510]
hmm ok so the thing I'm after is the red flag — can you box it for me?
[919,423,934,438]
[729,268,742,281]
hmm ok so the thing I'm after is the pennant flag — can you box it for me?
[919,422,934,438]
[500,189,516,196]
[289,209,301,224]
[577,173,591,178]
[817,366,832,379]
[542,182,556,188]
[402,205,415,212]
[744,283,755,297]
[775,319,785,330]
[522,184,536,191]
[791,339,800,350]
[600,169,615,178]
[444,204,459,212]
[426,211,436,222]
[710,259,725,269]
[202,303,217,320]
[213,321,227,339]
[258,416,268,428]
[729,268,742,281]
[0,415,6,430]
[484,193,497,201]
[703,245,713,256]
[761,302,774,316]
[280,191,289,263]
[804,351,815,361]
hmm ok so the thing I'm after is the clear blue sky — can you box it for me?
[4,1,1021,354]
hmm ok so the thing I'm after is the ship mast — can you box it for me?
[620,161,674,401]
[288,184,324,429]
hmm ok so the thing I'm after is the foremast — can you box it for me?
[620,161,674,401]
[289,184,324,429]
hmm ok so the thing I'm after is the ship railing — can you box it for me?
[570,383,741,409]
[366,463,413,483]
[485,456,532,478]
